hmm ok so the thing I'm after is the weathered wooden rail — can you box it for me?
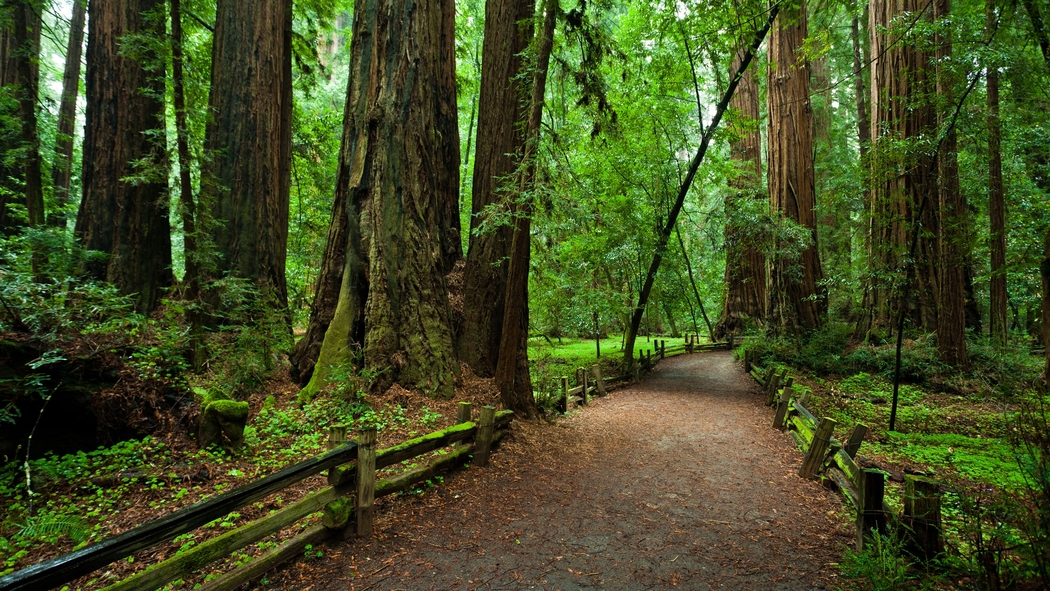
[748,362,943,556]
[0,404,514,591]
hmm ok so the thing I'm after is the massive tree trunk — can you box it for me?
[715,47,766,339]
[458,0,535,377]
[858,0,938,341]
[203,0,292,308]
[766,2,825,331]
[494,0,557,418]
[303,0,461,399]
[50,0,86,226]
[934,0,968,368]
[987,0,1007,348]
[75,0,172,313]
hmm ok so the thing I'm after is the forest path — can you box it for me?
[274,351,852,590]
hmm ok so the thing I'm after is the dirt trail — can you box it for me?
[272,352,852,590]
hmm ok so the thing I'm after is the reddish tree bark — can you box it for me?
[987,0,1007,348]
[50,0,86,226]
[767,2,825,331]
[203,0,292,308]
[75,0,172,313]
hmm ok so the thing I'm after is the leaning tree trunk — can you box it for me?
[934,0,968,368]
[303,0,461,399]
[50,0,86,226]
[458,0,535,378]
[202,0,292,309]
[715,46,766,340]
[767,1,825,331]
[75,0,172,313]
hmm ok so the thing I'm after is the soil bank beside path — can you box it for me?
[271,351,853,591]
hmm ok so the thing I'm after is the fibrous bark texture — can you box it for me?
[934,0,968,368]
[715,47,766,339]
[987,0,1007,348]
[305,0,461,399]
[458,0,535,377]
[857,0,938,340]
[767,3,825,331]
[75,0,172,313]
[0,1,39,234]
[51,0,86,225]
[203,0,292,308]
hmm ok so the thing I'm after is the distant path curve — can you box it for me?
[274,351,851,590]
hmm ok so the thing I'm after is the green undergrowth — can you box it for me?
[741,325,1049,588]
[0,386,456,580]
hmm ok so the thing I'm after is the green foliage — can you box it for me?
[840,533,935,591]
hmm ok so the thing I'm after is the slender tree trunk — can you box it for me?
[715,46,765,339]
[203,0,292,309]
[934,0,968,368]
[622,8,777,370]
[767,1,825,331]
[852,1,870,164]
[12,0,42,233]
[677,225,713,339]
[75,0,172,313]
[1042,229,1050,385]
[987,0,1007,348]
[494,0,557,417]
[459,0,535,377]
[304,0,461,399]
[50,0,86,227]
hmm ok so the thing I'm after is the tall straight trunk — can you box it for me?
[50,0,86,226]
[767,1,825,331]
[493,0,556,417]
[715,46,766,339]
[203,0,292,308]
[987,0,1007,348]
[0,2,38,234]
[304,0,461,399]
[75,0,172,313]
[934,0,968,368]
[459,0,535,377]
[12,0,42,232]
[859,0,938,340]
[852,1,870,164]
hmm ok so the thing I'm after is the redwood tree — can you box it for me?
[75,0,172,313]
[715,46,766,338]
[202,0,292,308]
[767,1,825,331]
[458,0,535,378]
[987,0,1007,348]
[303,0,461,399]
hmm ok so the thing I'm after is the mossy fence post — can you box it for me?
[560,376,569,413]
[356,427,377,537]
[772,386,792,430]
[475,406,496,467]
[902,475,943,560]
[592,364,607,396]
[799,416,836,479]
[857,468,888,551]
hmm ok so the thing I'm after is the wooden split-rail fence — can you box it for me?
[0,404,514,591]
[745,354,944,558]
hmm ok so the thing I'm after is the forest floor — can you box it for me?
[267,352,854,591]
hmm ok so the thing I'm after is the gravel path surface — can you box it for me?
[271,351,853,590]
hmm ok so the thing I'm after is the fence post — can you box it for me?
[728,334,734,349]
[328,424,347,450]
[660,340,666,358]
[646,349,652,369]
[592,364,607,396]
[686,335,694,353]
[356,427,377,537]
[454,402,472,450]
[799,416,837,479]
[772,386,793,430]
[844,423,868,459]
[902,475,943,561]
[577,368,589,404]
[857,468,888,551]
[561,376,569,413]
[765,370,786,406]
[475,406,496,467]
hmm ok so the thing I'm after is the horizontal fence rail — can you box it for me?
[0,407,515,591]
